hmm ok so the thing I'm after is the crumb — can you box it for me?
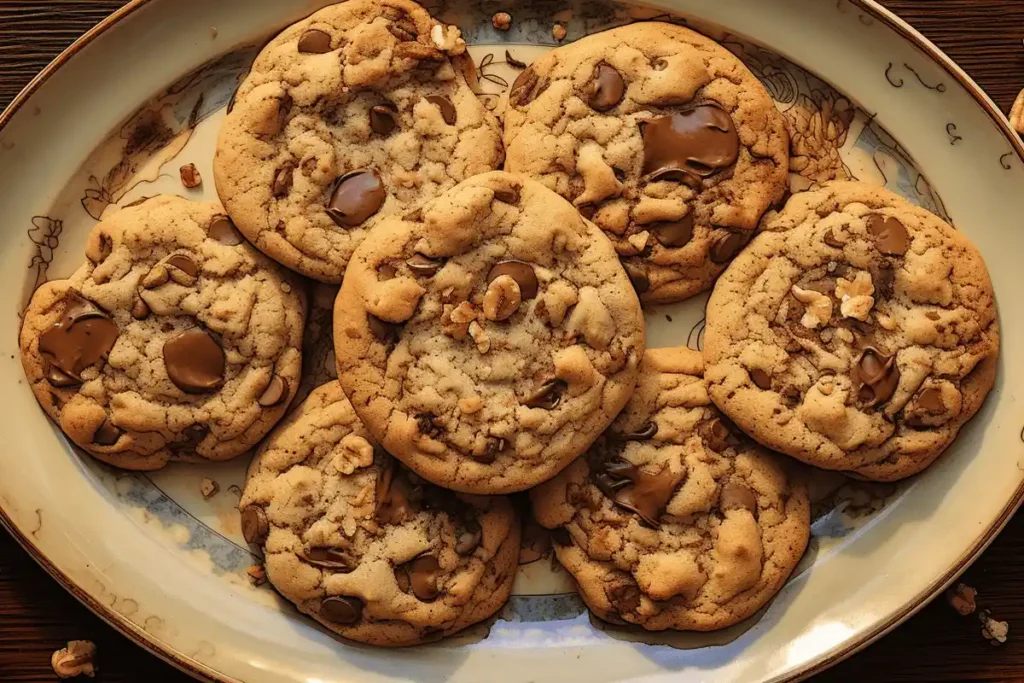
[665,314,673,322]
[281,281,293,294]
[211,26,219,39]
[945,582,977,616]
[980,610,1009,645]
[552,23,567,41]
[492,12,511,31]
[180,163,202,189]
[199,477,219,499]
[247,564,267,586]
[51,640,97,679]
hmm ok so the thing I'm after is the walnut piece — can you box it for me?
[199,477,219,499]
[179,163,202,189]
[449,301,477,325]
[52,640,97,679]
[334,434,375,475]
[836,271,875,321]
[1011,88,1024,135]
[980,610,1009,645]
[791,285,833,329]
[247,564,267,586]
[483,274,522,321]
[469,320,490,353]
[552,23,567,41]
[492,11,511,30]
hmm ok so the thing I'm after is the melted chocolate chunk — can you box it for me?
[38,291,119,384]
[367,314,401,345]
[509,67,547,107]
[710,230,751,264]
[240,505,269,544]
[750,368,772,390]
[623,262,650,293]
[327,169,385,228]
[487,260,538,299]
[92,420,122,446]
[854,347,900,408]
[720,482,758,516]
[163,329,225,394]
[375,466,416,525]
[406,253,444,276]
[606,581,641,614]
[624,421,658,440]
[425,95,457,125]
[396,553,442,601]
[651,214,694,248]
[369,103,398,135]
[916,386,944,412]
[320,596,363,625]
[587,62,625,112]
[297,29,333,54]
[867,215,909,256]
[272,161,296,197]
[641,104,739,180]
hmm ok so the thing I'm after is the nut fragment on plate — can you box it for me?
[247,564,267,586]
[492,11,511,30]
[180,162,202,188]
[51,640,97,679]
[945,582,977,616]
[552,23,566,41]
[200,477,220,499]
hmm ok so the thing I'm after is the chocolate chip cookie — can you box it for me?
[334,171,646,494]
[531,347,809,631]
[504,22,789,304]
[19,196,305,470]
[239,382,520,646]
[703,182,999,480]
[214,0,504,283]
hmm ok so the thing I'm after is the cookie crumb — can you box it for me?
[945,582,977,616]
[552,23,567,41]
[51,640,97,679]
[247,564,267,586]
[211,26,219,40]
[199,477,219,499]
[281,282,293,294]
[980,610,1009,645]
[492,12,511,31]
[180,163,202,189]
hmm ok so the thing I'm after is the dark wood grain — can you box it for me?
[1,1,1023,681]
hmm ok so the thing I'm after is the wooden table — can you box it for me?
[1,1,1023,680]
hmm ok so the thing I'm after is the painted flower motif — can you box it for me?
[787,92,856,185]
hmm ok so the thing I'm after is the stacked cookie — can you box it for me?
[19,0,998,648]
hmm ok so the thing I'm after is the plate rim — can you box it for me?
[0,1,1021,682]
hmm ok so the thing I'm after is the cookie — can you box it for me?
[214,0,504,283]
[334,171,646,494]
[703,182,999,480]
[239,382,519,646]
[504,22,789,304]
[531,347,809,631]
[19,196,306,470]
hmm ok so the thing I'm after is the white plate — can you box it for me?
[1,1,1021,681]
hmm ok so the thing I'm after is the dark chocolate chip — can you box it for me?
[258,375,289,407]
[750,368,772,390]
[240,505,269,544]
[623,262,650,293]
[320,595,363,624]
[425,95,457,125]
[493,187,521,204]
[823,228,845,248]
[652,214,694,248]
[641,104,739,180]
[166,255,198,280]
[92,420,122,446]
[523,378,567,409]
[367,314,400,345]
[720,482,758,516]
[298,29,333,54]
[397,553,441,601]
[710,230,750,263]
[369,103,398,135]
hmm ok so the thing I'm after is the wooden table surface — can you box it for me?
[1,0,1024,681]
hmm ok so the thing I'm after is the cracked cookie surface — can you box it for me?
[19,196,305,470]
[703,182,999,480]
[334,171,646,494]
[239,382,519,646]
[530,346,809,631]
[214,0,504,283]
[504,22,789,304]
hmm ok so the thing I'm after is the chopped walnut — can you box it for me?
[247,564,267,586]
[469,320,490,353]
[449,301,477,325]
[945,582,977,616]
[1011,88,1024,135]
[492,11,511,30]
[334,434,375,474]
[52,640,97,679]
[791,285,833,329]
[836,271,875,321]
[552,23,567,41]
[179,163,202,188]
[980,610,1009,645]
[430,23,463,53]
[483,274,522,321]
[199,477,219,499]
[627,231,650,254]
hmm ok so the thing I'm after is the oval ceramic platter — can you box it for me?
[0,0,1021,681]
